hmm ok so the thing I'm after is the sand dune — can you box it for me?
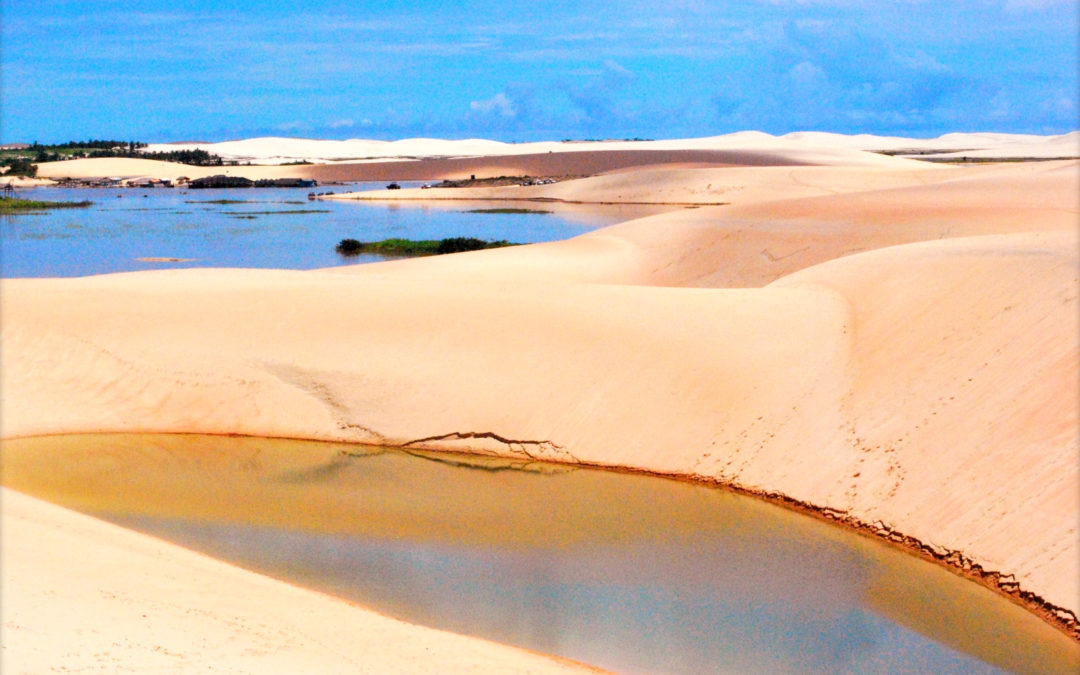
[39,131,1074,184]
[3,141,1078,669]
[34,144,918,184]
[911,130,1080,159]
[328,162,954,206]
[144,130,1074,163]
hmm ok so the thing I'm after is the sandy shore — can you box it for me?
[0,487,598,674]
[3,135,1078,669]
[0,175,56,187]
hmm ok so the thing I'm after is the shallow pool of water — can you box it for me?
[0,185,673,277]
[2,434,1077,673]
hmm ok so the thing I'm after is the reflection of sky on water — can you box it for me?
[59,434,1055,675]
[110,518,1002,675]
[1,185,668,278]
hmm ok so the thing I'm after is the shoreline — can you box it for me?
[326,193,731,207]
[6,428,1077,640]
[0,482,604,674]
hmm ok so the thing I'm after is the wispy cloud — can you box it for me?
[470,93,517,118]
[2,1,1076,142]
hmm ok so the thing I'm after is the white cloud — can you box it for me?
[788,60,825,86]
[603,59,634,79]
[470,93,517,118]
[328,118,355,129]
[274,120,312,132]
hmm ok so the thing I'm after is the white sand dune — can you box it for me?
[780,130,1062,153]
[912,130,1080,159]
[144,130,1076,163]
[3,138,1078,670]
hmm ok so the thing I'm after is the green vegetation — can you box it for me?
[0,140,225,169]
[336,237,518,257]
[185,199,254,204]
[1,140,146,165]
[465,207,552,215]
[140,149,223,166]
[0,157,38,177]
[0,198,93,214]
[231,209,330,215]
[37,139,144,151]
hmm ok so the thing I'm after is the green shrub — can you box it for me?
[437,237,497,254]
[336,238,363,255]
[335,237,518,257]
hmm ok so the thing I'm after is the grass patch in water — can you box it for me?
[233,209,330,215]
[337,237,519,257]
[184,199,256,204]
[0,198,93,214]
[464,207,552,215]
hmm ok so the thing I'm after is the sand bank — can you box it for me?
[0,175,56,187]
[0,487,596,674]
[3,141,1078,668]
[326,163,955,206]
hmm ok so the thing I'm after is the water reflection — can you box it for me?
[336,196,677,229]
[2,434,1077,674]
[0,186,674,278]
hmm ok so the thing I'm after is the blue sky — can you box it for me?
[2,0,1077,143]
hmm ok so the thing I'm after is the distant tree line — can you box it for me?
[6,141,225,167]
[32,140,147,151]
[139,149,224,166]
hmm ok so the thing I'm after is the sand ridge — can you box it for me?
[32,132,1077,184]
[142,130,1079,163]
[3,138,1079,669]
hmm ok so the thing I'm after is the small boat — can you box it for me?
[307,192,316,200]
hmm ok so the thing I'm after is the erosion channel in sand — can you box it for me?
[4,433,1079,674]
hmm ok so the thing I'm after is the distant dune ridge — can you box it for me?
[3,131,1079,671]
[138,130,1080,163]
